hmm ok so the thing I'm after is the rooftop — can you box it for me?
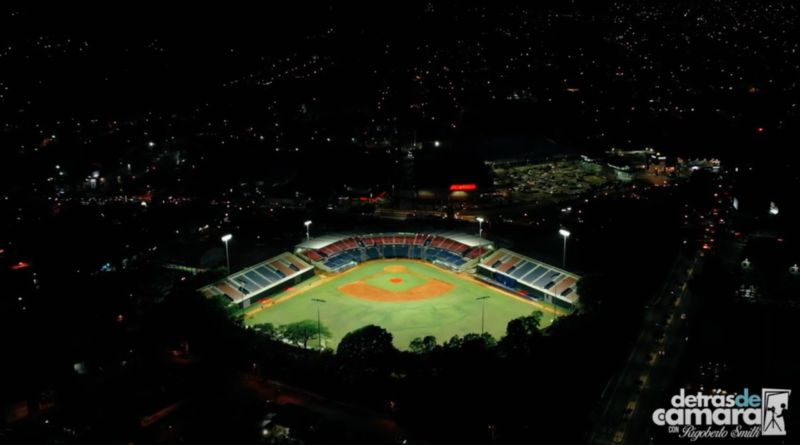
[478,248,581,304]
[199,252,313,303]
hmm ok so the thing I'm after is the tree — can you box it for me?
[281,320,330,348]
[442,333,497,360]
[576,274,612,312]
[498,311,544,359]
[337,325,398,373]
[204,266,230,282]
[252,322,279,339]
[506,311,542,336]
[153,290,246,360]
[409,335,437,354]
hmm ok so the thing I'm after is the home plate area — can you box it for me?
[338,265,455,302]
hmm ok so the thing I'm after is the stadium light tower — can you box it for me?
[311,298,326,352]
[477,217,484,239]
[554,229,570,324]
[221,234,232,273]
[304,221,312,245]
[559,229,570,269]
[476,296,490,334]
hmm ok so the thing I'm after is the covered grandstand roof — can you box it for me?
[295,230,490,250]
[199,252,312,303]
[478,248,581,304]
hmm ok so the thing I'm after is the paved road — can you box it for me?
[586,251,699,445]
[625,281,697,444]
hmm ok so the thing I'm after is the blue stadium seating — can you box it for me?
[532,271,558,287]
[244,271,270,287]
[314,234,480,273]
[235,276,257,289]
[494,273,517,288]
[366,247,380,259]
[510,262,536,279]
[256,266,282,281]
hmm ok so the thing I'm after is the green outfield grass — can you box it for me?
[245,260,560,350]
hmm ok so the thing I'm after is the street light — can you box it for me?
[476,217,484,238]
[221,234,232,273]
[304,221,312,245]
[476,296,490,334]
[311,298,326,352]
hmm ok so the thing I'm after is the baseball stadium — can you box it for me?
[199,231,581,350]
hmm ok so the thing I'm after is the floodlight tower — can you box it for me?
[311,298,326,352]
[476,296,490,334]
[559,229,570,269]
[304,221,312,244]
[555,229,570,323]
[221,234,232,273]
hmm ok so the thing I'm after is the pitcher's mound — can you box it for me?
[384,265,407,273]
[389,278,403,283]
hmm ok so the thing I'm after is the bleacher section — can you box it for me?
[295,231,494,273]
[477,248,580,310]
[200,253,314,305]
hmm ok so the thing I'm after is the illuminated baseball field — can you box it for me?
[244,260,567,350]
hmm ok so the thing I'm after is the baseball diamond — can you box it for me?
[243,260,568,350]
[200,231,579,351]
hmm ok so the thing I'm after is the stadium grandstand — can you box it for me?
[295,230,493,273]
[199,252,314,308]
[476,248,580,311]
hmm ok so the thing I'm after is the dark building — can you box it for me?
[412,148,493,201]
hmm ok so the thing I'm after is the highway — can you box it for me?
[586,250,700,445]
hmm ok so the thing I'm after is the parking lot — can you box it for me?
[493,161,615,201]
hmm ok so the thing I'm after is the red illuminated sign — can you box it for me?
[358,191,387,201]
[449,184,476,191]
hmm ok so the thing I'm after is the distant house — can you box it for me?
[154,242,225,274]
